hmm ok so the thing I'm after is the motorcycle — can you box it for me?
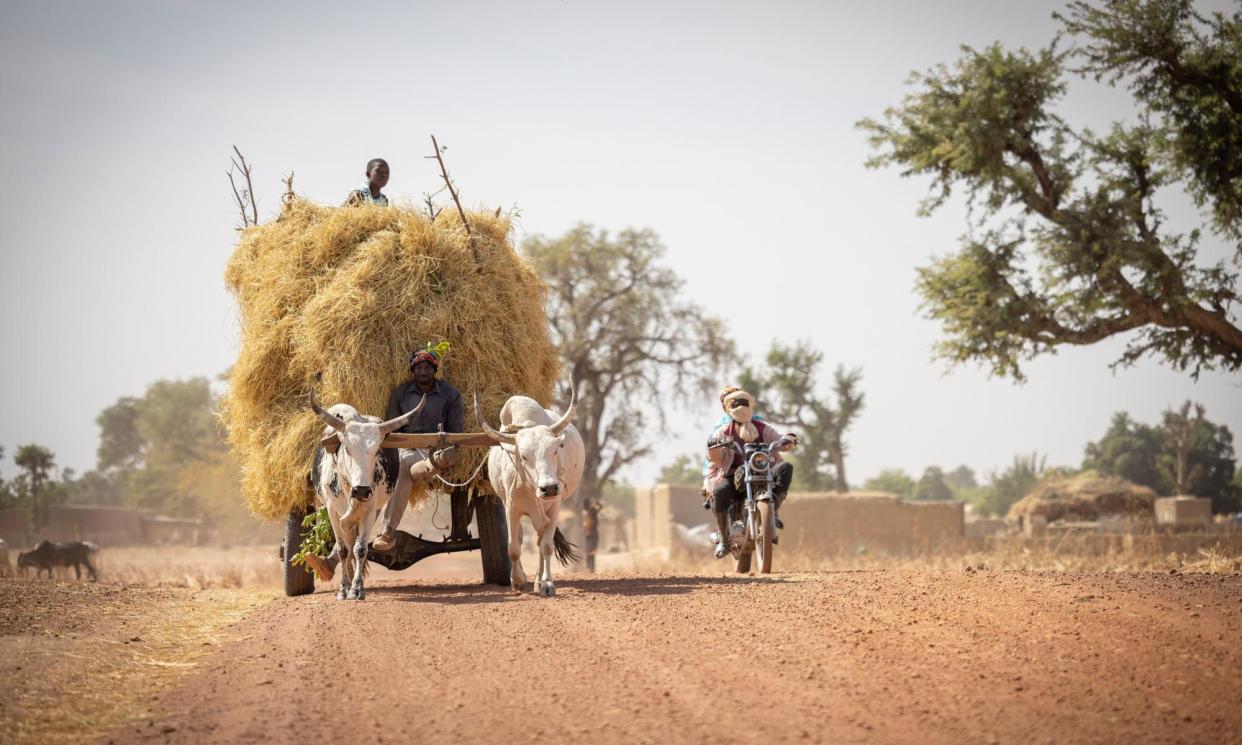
[708,434,796,574]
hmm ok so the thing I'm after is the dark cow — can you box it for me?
[17,541,99,581]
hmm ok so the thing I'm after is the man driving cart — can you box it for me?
[303,345,463,580]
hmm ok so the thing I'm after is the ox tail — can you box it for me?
[553,528,578,567]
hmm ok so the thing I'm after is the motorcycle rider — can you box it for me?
[704,386,797,559]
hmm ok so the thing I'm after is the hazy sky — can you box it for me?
[1,0,1238,492]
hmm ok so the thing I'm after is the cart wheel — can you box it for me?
[283,508,315,597]
[476,494,511,586]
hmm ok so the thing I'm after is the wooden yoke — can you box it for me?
[380,432,498,449]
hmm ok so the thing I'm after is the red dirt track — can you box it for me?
[110,570,1242,745]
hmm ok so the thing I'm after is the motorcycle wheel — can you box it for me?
[734,509,754,574]
[735,546,752,574]
[756,501,774,574]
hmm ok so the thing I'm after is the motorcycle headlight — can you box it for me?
[748,451,770,472]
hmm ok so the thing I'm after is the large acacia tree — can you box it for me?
[524,225,732,507]
[860,0,1242,380]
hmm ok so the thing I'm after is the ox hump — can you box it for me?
[500,396,553,433]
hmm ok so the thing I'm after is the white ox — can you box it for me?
[476,391,584,596]
[309,391,426,600]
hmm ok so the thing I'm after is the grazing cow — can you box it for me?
[476,390,583,597]
[17,540,98,581]
[309,391,425,600]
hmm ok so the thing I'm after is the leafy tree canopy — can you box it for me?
[979,454,1049,516]
[860,0,1242,379]
[1083,402,1238,511]
[863,469,916,498]
[740,341,864,491]
[658,454,703,487]
[524,225,732,508]
[913,466,955,501]
[945,465,978,490]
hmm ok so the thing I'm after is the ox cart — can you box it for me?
[281,431,508,596]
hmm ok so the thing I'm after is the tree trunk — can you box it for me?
[827,442,848,493]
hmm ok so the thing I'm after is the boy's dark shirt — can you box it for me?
[385,379,464,434]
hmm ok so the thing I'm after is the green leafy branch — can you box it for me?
[291,506,335,568]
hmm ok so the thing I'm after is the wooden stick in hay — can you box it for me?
[428,134,480,265]
[227,145,259,228]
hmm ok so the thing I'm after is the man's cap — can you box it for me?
[409,349,439,370]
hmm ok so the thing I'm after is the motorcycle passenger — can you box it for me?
[704,387,796,559]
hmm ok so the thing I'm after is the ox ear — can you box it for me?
[321,433,341,454]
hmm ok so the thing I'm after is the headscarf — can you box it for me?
[721,387,759,443]
[409,349,439,371]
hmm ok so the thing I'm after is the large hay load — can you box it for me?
[1006,470,1157,523]
[222,199,559,521]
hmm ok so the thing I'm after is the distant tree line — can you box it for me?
[860,400,1239,516]
[0,378,252,534]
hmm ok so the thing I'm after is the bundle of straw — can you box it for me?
[222,199,559,520]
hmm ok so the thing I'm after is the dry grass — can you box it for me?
[223,199,559,520]
[646,528,1242,574]
[94,545,282,588]
[0,580,273,745]
[774,530,1242,573]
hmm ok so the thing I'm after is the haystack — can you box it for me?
[222,199,560,521]
[1006,470,1157,523]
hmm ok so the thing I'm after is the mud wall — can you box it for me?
[43,505,148,546]
[779,492,965,557]
[0,508,31,547]
[633,485,966,558]
[634,484,709,553]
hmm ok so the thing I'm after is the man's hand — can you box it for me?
[430,445,460,469]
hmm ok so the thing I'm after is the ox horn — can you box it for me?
[308,389,347,432]
[378,393,428,436]
[549,385,577,436]
[473,392,517,445]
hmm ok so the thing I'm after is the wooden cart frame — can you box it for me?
[281,433,505,596]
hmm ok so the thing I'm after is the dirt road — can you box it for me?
[91,569,1240,745]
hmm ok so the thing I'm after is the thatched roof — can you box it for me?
[1006,470,1157,522]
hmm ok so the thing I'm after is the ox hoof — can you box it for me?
[535,582,556,598]
[336,589,348,601]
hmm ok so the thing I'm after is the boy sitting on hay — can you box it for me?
[344,157,390,207]
[302,344,463,581]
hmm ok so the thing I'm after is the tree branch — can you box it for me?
[427,135,480,264]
